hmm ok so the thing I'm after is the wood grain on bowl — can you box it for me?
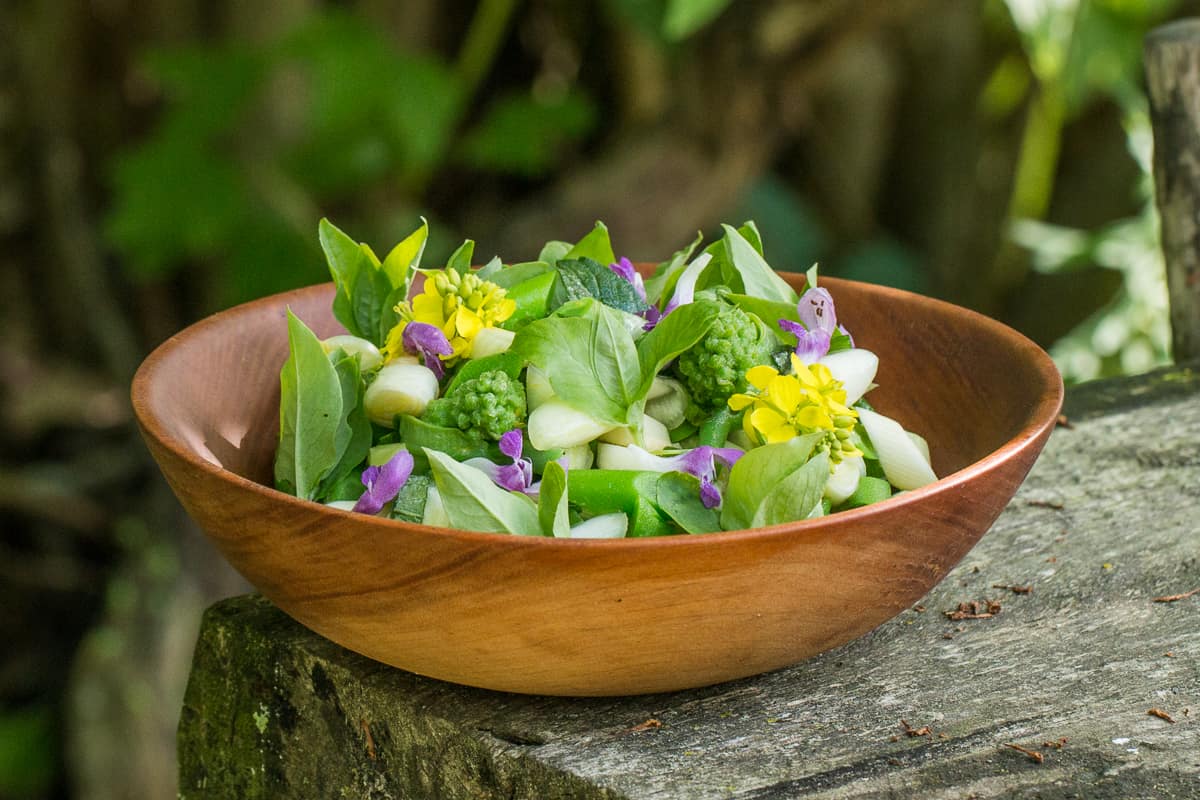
[131,274,1063,696]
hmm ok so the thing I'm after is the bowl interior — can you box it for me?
[137,276,1058,496]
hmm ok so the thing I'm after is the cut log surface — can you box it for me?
[179,365,1200,799]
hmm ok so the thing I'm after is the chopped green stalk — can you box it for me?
[566,469,673,537]
[832,475,892,511]
[698,407,742,448]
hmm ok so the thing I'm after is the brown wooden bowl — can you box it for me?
[132,274,1062,696]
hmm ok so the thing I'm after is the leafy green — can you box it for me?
[425,449,541,535]
[634,299,722,396]
[749,450,829,527]
[645,230,704,306]
[275,311,347,500]
[510,300,642,428]
[720,224,797,304]
[552,257,649,314]
[564,221,616,266]
[721,292,798,344]
[443,351,524,395]
[445,238,474,271]
[315,352,372,500]
[833,475,892,512]
[656,472,721,533]
[538,461,571,537]
[490,260,553,289]
[720,433,825,530]
[502,270,559,329]
[391,474,433,523]
[398,414,489,471]
[538,241,572,266]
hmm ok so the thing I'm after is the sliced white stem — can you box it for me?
[570,512,628,539]
[907,431,931,465]
[527,400,615,450]
[564,443,595,470]
[857,408,938,491]
[525,366,555,411]
[325,500,358,512]
[824,454,866,504]
[322,335,383,372]
[599,414,671,452]
[470,326,516,359]
[364,362,440,426]
[596,443,661,471]
[819,348,878,406]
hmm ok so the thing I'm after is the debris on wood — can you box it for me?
[1042,737,1068,750]
[1153,587,1200,603]
[913,605,926,613]
[993,583,1033,594]
[360,718,377,761]
[945,599,1002,620]
[900,719,932,737]
[1056,414,1074,429]
[1148,708,1177,724]
[1005,743,1045,763]
[1026,499,1064,510]
[626,718,663,733]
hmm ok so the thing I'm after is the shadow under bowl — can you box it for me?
[132,275,1063,696]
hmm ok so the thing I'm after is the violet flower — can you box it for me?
[352,450,415,515]
[402,322,454,379]
[779,286,844,364]
[640,252,712,331]
[667,445,743,509]
[465,429,535,494]
[609,257,647,302]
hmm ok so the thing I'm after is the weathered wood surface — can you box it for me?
[179,364,1200,799]
[1148,20,1200,362]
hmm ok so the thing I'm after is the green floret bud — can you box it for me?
[422,369,526,441]
[675,306,778,417]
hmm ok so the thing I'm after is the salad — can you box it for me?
[274,218,938,538]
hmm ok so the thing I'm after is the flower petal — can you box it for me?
[403,322,454,358]
[766,374,802,413]
[499,429,524,461]
[797,287,836,332]
[746,365,779,391]
[699,477,722,509]
[352,450,415,515]
[792,328,832,364]
[610,257,647,302]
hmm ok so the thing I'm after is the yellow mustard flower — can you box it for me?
[727,353,861,463]
[383,268,516,364]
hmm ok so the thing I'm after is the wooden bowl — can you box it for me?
[132,275,1062,696]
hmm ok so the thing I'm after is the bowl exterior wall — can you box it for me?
[133,277,1062,695]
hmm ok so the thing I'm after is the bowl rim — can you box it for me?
[131,275,1064,551]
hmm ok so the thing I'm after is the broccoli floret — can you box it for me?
[675,305,778,414]
[423,369,526,441]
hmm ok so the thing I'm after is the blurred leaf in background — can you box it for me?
[0,705,55,798]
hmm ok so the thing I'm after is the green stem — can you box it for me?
[455,0,520,104]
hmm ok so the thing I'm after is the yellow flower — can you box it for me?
[728,354,861,463]
[382,268,516,364]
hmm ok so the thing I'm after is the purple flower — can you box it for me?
[609,257,647,302]
[465,429,535,494]
[402,322,454,379]
[664,445,743,509]
[352,450,415,515]
[780,286,844,364]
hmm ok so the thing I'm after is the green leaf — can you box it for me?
[502,270,558,329]
[381,218,429,288]
[634,299,722,395]
[538,241,572,266]
[538,461,571,537]
[552,257,649,314]
[720,433,824,530]
[656,472,721,533]
[721,224,798,304]
[750,450,829,527]
[425,449,541,535]
[445,239,475,271]
[663,0,733,40]
[644,230,704,306]
[398,415,489,471]
[564,221,616,266]
[490,260,553,289]
[390,473,433,523]
[315,353,372,501]
[510,301,641,427]
[275,311,346,500]
[0,705,55,797]
[476,255,504,280]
